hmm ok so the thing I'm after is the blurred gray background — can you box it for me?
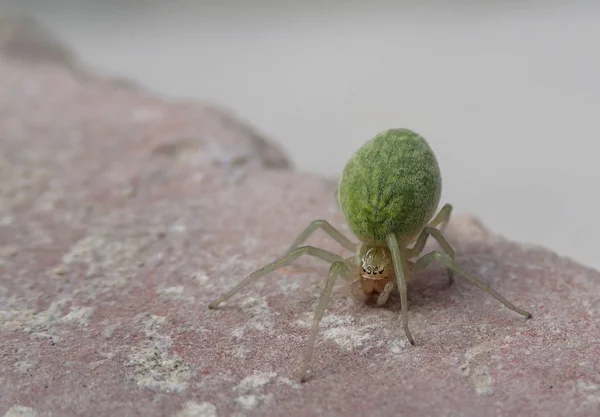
[1,0,599,269]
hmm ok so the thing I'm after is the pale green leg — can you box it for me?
[208,246,347,308]
[386,233,415,345]
[299,260,349,382]
[408,226,455,284]
[427,203,453,232]
[286,219,357,254]
[413,250,532,318]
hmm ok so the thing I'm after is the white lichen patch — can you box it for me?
[172,401,218,417]
[235,371,277,394]
[127,346,190,393]
[101,322,120,339]
[58,232,153,283]
[233,371,283,410]
[577,380,600,392]
[157,285,195,302]
[232,344,250,359]
[470,365,494,396]
[126,313,191,393]
[195,370,235,391]
[13,361,35,375]
[228,296,275,338]
[459,340,497,377]
[0,299,94,333]
[578,380,600,404]
[387,338,408,355]
[61,306,94,326]
[319,314,377,352]
[3,405,38,417]
[192,270,209,285]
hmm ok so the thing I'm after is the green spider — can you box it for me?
[209,128,532,382]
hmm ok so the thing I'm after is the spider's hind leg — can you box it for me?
[413,250,532,318]
[427,203,452,232]
[286,220,357,254]
[408,226,455,284]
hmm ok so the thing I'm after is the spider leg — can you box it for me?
[413,250,532,318]
[408,226,455,284]
[286,219,357,254]
[386,233,415,345]
[426,203,452,232]
[300,260,349,382]
[208,246,349,309]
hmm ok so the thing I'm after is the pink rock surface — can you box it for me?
[1,18,599,417]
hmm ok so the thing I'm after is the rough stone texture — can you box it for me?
[1,18,600,417]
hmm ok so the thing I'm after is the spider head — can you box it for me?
[360,246,392,280]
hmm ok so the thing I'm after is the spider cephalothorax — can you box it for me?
[360,246,391,279]
[356,246,395,304]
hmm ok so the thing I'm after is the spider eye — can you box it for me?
[367,266,371,273]
[373,267,378,274]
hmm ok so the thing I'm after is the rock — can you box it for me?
[1,17,599,417]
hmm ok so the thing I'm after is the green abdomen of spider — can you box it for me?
[338,128,442,244]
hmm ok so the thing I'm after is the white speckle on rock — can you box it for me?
[172,401,217,417]
[470,365,494,396]
[232,345,250,359]
[141,314,166,332]
[13,361,35,375]
[577,379,600,392]
[231,296,275,334]
[464,341,496,361]
[159,285,184,296]
[192,270,209,284]
[60,233,152,284]
[234,395,260,410]
[320,314,376,352]
[101,322,120,339]
[126,313,191,392]
[230,326,245,339]
[1,299,96,333]
[235,371,277,394]
[127,345,191,393]
[62,306,94,326]
[169,223,187,233]
[243,235,258,250]
[388,339,407,354]
[234,371,278,410]
[277,376,302,389]
[157,285,195,302]
[459,340,497,377]
[3,405,38,417]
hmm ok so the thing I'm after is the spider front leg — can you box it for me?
[386,233,415,345]
[408,226,455,284]
[300,260,350,382]
[286,219,357,254]
[413,250,532,318]
[208,246,347,308]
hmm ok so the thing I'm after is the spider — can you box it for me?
[209,128,532,382]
